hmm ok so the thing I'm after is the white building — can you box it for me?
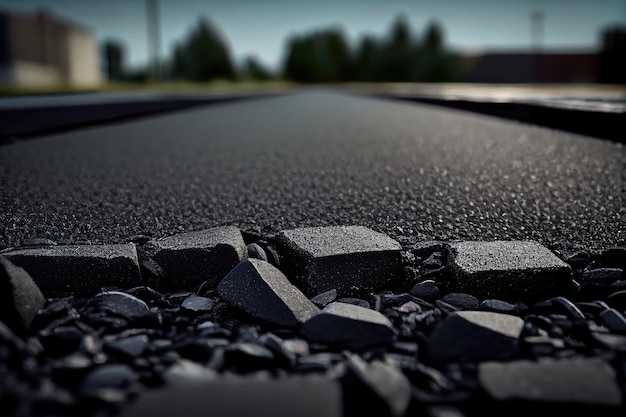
[0,9,101,87]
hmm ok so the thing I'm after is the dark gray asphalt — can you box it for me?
[0,90,624,253]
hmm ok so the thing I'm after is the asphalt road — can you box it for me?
[0,90,624,253]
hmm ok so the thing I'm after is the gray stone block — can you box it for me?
[118,376,342,417]
[143,226,247,291]
[448,240,572,302]
[218,258,320,328]
[479,357,622,407]
[3,244,142,298]
[277,226,405,297]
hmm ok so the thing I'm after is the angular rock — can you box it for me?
[143,226,247,291]
[218,259,320,328]
[479,357,622,408]
[342,354,411,417]
[3,244,142,298]
[428,311,524,363]
[276,226,404,297]
[300,302,396,350]
[448,241,571,302]
[118,376,342,417]
[0,256,45,337]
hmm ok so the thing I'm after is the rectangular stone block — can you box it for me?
[448,240,572,302]
[276,226,406,297]
[4,244,142,298]
[118,376,342,417]
[142,226,247,291]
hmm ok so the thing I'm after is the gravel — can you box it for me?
[0,225,625,417]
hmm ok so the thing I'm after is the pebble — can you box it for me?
[410,280,441,303]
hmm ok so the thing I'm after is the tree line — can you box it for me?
[102,15,626,84]
[103,15,460,83]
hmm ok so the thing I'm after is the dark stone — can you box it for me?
[276,226,405,297]
[434,300,459,314]
[565,250,592,269]
[410,280,440,303]
[397,301,422,313]
[40,326,84,357]
[448,241,571,303]
[295,353,342,373]
[137,253,169,291]
[380,293,414,309]
[246,243,268,262]
[427,311,524,363]
[440,293,479,310]
[421,253,443,269]
[92,291,149,319]
[218,259,320,328]
[143,226,247,291]
[478,299,516,314]
[597,247,626,270]
[223,342,276,372]
[521,335,564,357]
[342,354,411,417]
[310,289,338,307]
[0,256,45,337]
[582,268,623,285]
[607,290,626,311]
[549,296,586,320]
[300,302,396,351]
[258,333,297,367]
[104,334,149,358]
[181,296,214,314]
[479,357,622,407]
[3,244,142,297]
[125,286,167,307]
[80,364,139,400]
[336,297,370,309]
[117,376,342,417]
[598,308,626,333]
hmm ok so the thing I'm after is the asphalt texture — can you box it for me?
[0,90,624,253]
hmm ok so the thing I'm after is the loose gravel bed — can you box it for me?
[0,225,625,417]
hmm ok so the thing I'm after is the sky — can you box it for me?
[1,0,624,72]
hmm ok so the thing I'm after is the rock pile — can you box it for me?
[0,225,624,417]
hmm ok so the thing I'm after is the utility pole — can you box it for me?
[530,10,544,83]
[146,0,161,82]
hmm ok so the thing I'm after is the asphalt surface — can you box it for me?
[0,90,624,253]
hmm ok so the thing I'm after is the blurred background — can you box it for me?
[0,0,624,94]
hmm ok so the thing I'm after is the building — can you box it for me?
[460,51,600,84]
[0,9,101,87]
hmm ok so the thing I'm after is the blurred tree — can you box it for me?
[102,39,125,81]
[598,25,626,84]
[354,36,382,81]
[170,17,236,81]
[243,56,274,80]
[421,21,459,82]
[378,15,418,81]
[283,28,352,83]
